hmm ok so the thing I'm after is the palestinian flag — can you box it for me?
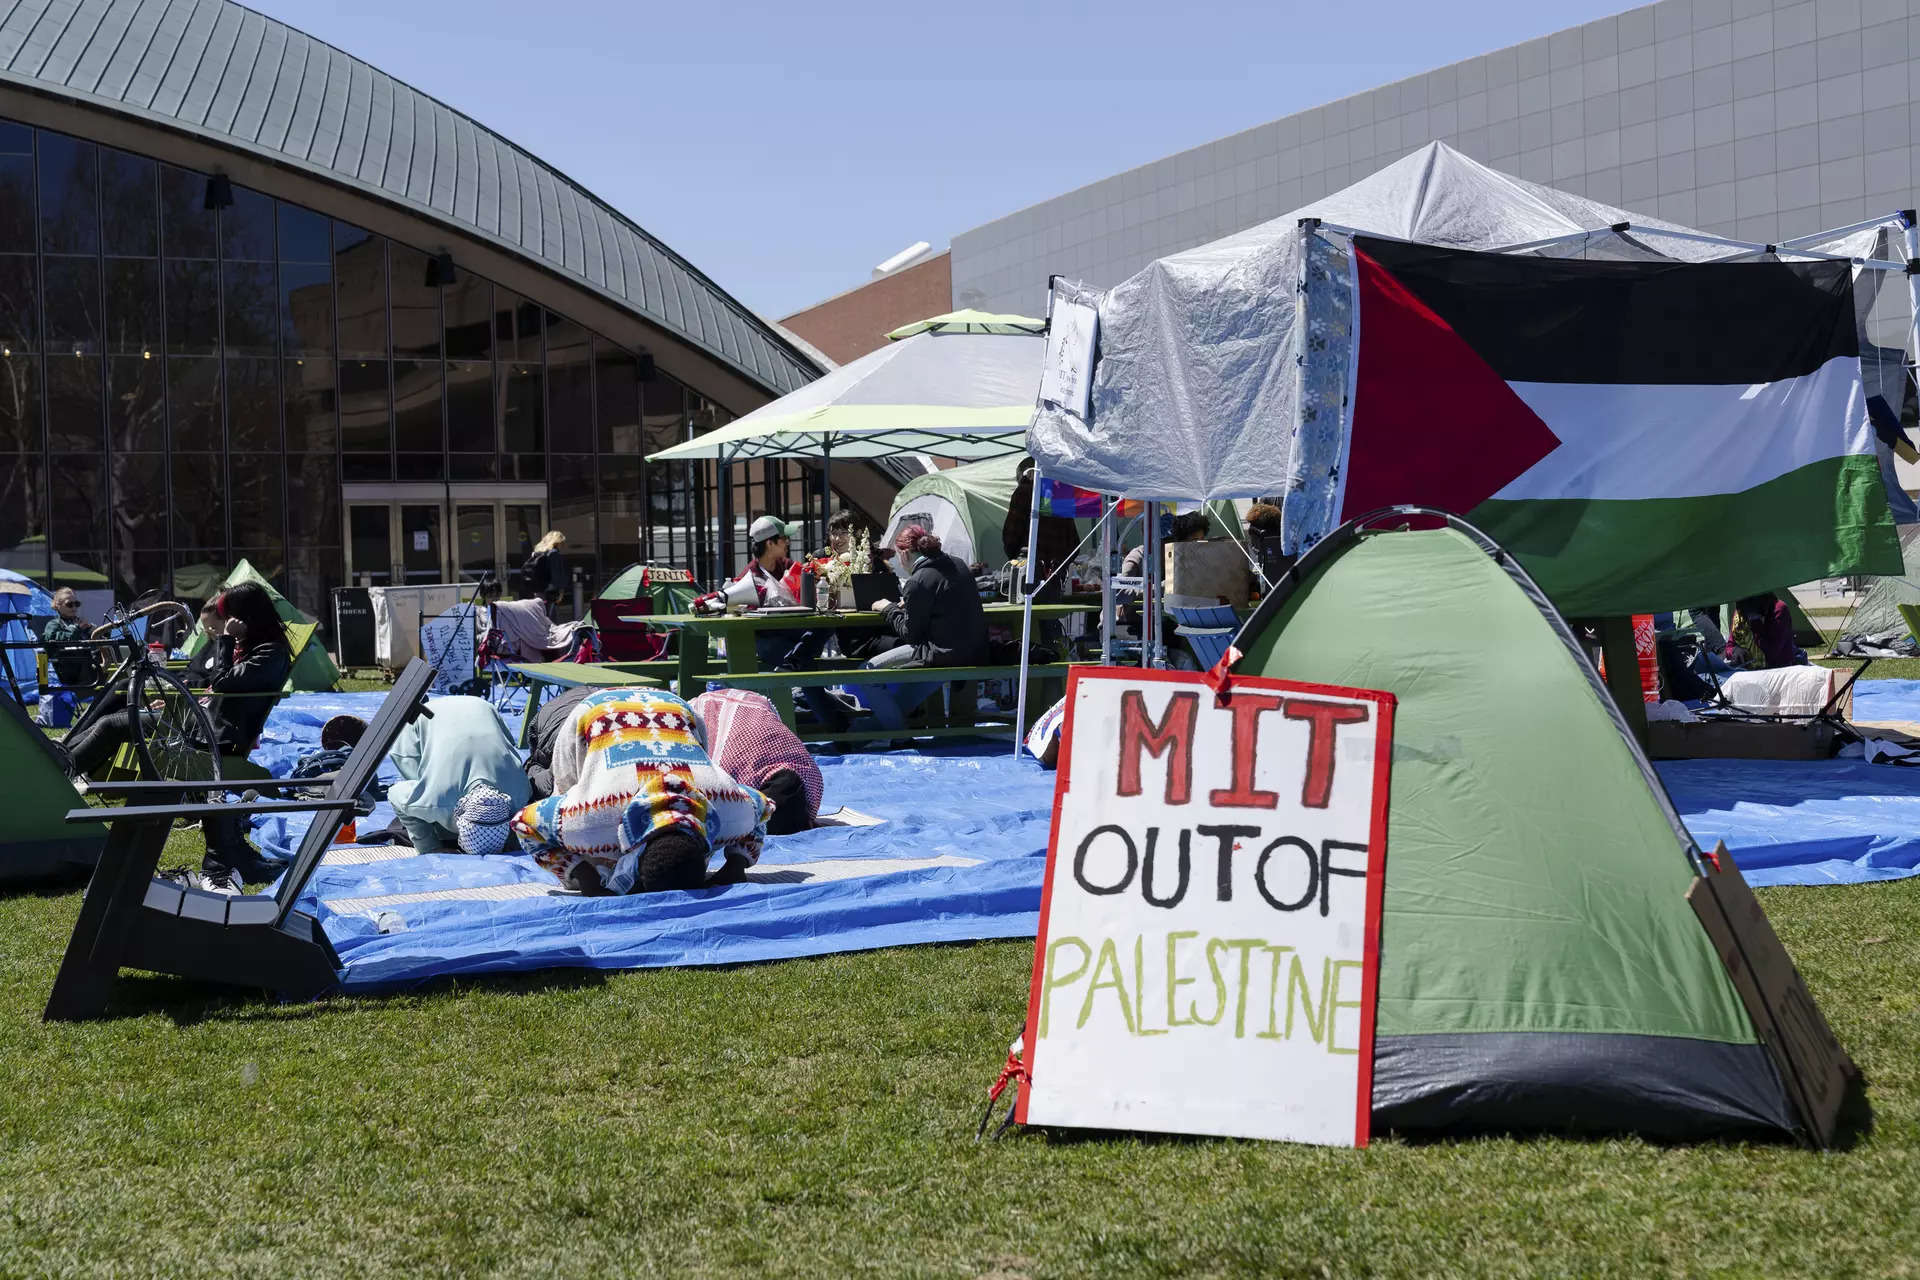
[1343,236,1901,614]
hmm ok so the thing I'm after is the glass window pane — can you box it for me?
[342,452,391,482]
[446,360,491,453]
[111,540,169,608]
[599,454,641,572]
[163,259,219,354]
[444,274,490,361]
[222,260,276,356]
[0,450,47,580]
[228,453,284,549]
[160,165,216,259]
[49,452,106,549]
[43,256,100,354]
[286,545,342,635]
[501,359,542,447]
[220,186,274,261]
[550,453,596,584]
[280,260,332,356]
[505,503,541,570]
[225,356,278,452]
[108,355,164,452]
[0,154,34,253]
[103,258,160,355]
[494,287,541,362]
[399,504,441,583]
[0,352,39,451]
[449,452,497,481]
[0,253,37,352]
[284,356,336,453]
[595,344,639,454]
[166,357,221,451]
[170,452,225,548]
[339,357,390,454]
[286,453,340,545]
[389,245,439,360]
[45,353,102,451]
[397,452,441,481]
[100,149,157,256]
[334,228,387,358]
[546,314,591,454]
[277,202,329,263]
[642,372,685,449]
[0,119,29,153]
[393,358,442,453]
[37,133,97,255]
[457,504,496,577]
[349,505,392,586]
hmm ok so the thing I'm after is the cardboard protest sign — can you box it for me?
[1018,668,1393,1147]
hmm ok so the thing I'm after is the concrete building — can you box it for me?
[0,0,845,624]
[952,0,1920,346]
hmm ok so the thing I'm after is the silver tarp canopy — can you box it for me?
[1028,142,1768,501]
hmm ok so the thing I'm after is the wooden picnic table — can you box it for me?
[631,603,1098,724]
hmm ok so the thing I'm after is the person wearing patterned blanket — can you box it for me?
[510,687,774,896]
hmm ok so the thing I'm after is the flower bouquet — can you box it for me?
[815,528,873,613]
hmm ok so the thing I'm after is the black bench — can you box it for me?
[44,659,435,1021]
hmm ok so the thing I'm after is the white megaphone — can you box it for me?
[719,575,761,612]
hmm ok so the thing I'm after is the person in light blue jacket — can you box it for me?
[378,695,531,854]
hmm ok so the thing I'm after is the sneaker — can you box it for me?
[199,865,242,896]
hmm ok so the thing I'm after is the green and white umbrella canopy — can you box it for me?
[646,311,1043,463]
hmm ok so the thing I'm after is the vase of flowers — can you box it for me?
[816,527,873,613]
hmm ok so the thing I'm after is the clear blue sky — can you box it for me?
[254,1,1626,319]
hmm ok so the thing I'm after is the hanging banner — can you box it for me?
[1038,294,1098,420]
[1018,667,1393,1147]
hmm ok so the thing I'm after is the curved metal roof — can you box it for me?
[0,0,821,395]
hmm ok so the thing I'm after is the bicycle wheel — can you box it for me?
[128,664,223,785]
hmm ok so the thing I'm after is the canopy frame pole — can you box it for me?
[821,438,833,548]
[1100,494,1115,666]
[1902,211,1920,420]
[1013,462,1046,756]
[1781,215,1907,247]
[1144,501,1164,668]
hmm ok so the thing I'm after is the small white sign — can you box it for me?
[411,530,430,552]
[418,608,476,694]
[1019,668,1394,1147]
[1038,296,1098,420]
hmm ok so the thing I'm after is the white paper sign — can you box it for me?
[1038,296,1098,419]
[1019,668,1394,1147]
[418,608,476,694]
[412,530,430,552]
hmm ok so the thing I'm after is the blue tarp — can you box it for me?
[232,686,1920,992]
[1851,677,1920,724]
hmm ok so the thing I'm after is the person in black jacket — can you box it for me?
[861,525,989,731]
[62,582,294,886]
[523,684,590,799]
[521,530,569,610]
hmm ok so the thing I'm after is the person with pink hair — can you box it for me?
[860,524,990,732]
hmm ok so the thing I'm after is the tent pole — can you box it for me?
[821,440,833,549]
[1013,462,1045,756]
[1902,211,1920,404]
[1100,494,1114,666]
[1144,501,1163,668]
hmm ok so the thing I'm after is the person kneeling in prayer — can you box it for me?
[511,687,773,895]
[370,694,531,854]
[690,687,823,834]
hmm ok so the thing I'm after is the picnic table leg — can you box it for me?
[725,629,797,730]
[518,680,547,749]
[675,630,708,703]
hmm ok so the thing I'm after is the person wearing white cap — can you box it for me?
[728,513,850,733]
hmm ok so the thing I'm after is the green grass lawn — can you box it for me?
[0,865,1916,1277]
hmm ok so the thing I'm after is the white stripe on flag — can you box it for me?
[1494,356,1869,502]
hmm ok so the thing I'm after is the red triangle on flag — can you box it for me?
[1342,246,1561,519]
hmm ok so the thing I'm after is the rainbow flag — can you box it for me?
[1037,479,1153,519]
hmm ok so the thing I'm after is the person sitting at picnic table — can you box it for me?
[691,687,824,834]
[1729,592,1805,670]
[862,525,991,732]
[183,601,222,686]
[511,687,773,895]
[729,513,852,733]
[57,581,295,887]
[372,694,531,854]
[36,588,96,726]
[1120,510,1209,578]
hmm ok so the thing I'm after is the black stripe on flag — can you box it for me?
[1355,236,1858,385]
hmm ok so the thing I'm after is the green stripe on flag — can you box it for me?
[1471,453,1900,616]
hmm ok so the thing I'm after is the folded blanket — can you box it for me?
[1719,666,1847,718]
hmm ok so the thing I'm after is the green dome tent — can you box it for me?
[597,564,698,615]
[182,559,340,692]
[1229,511,1842,1139]
[885,456,1024,573]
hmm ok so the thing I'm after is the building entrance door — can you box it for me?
[345,498,548,588]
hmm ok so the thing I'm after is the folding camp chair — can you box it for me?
[43,659,434,1021]
[1165,594,1241,671]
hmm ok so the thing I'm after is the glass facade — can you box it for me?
[0,117,794,632]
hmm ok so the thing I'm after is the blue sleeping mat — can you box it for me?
[234,690,1918,992]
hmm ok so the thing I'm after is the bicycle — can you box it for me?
[62,597,222,786]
